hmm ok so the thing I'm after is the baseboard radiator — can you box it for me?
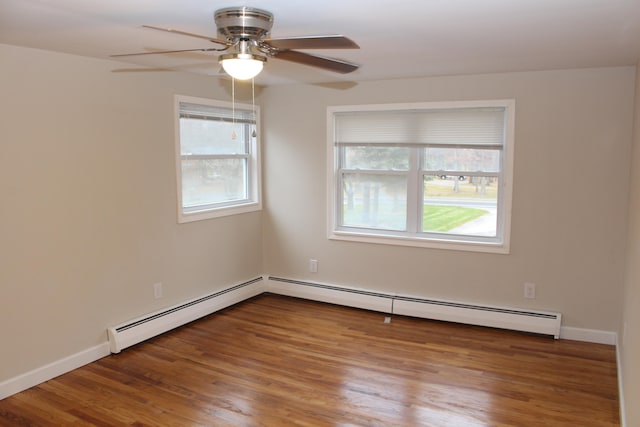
[107,275,561,354]
[392,296,561,338]
[267,277,561,338]
[107,277,265,353]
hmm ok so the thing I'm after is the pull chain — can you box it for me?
[251,77,257,138]
[231,77,237,140]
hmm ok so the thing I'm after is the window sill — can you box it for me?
[178,201,261,223]
[329,230,510,254]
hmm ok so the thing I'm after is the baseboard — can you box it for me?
[266,276,393,313]
[616,342,627,427]
[1,275,619,402]
[0,342,110,400]
[267,276,563,338]
[1,277,266,400]
[266,277,623,421]
[559,326,617,345]
[108,276,266,353]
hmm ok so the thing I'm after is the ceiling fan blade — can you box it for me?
[142,25,230,46]
[110,47,224,58]
[264,35,359,50]
[274,50,359,74]
[111,67,174,73]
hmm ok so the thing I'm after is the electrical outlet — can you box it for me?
[524,282,536,299]
[153,282,163,299]
[309,259,318,273]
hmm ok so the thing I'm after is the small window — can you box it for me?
[328,100,514,253]
[175,95,261,223]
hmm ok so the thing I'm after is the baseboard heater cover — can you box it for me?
[267,276,393,313]
[107,277,264,353]
[393,296,561,338]
[267,276,561,338]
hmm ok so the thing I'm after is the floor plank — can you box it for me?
[0,294,619,426]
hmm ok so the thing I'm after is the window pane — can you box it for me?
[181,159,247,208]
[342,173,407,231]
[423,175,498,236]
[180,118,247,155]
[424,147,500,172]
[344,147,409,170]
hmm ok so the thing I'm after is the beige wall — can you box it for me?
[262,67,635,332]
[1,42,637,419]
[620,65,640,427]
[0,44,263,381]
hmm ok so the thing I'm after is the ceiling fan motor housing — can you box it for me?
[214,7,274,41]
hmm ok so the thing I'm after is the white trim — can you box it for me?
[178,201,261,223]
[326,99,515,254]
[393,296,560,338]
[267,277,622,345]
[174,94,262,224]
[1,276,619,404]
[267,277,561,337]
[108,277,265,353]
[559,326,617,345]
[266,277,392,313]
[616,341,627,427]
[0,278,265,400]
[328,230,511,254]
[0,342,110,400]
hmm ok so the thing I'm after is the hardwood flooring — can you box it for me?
[0,294,619,426]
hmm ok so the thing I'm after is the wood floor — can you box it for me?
[0,294,619,426]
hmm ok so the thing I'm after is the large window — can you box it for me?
[175,95,261,223]
[328,100,514,253]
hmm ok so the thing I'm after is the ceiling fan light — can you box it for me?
[221,54,264,80]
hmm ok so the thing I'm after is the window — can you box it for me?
[328,100,514,253]
[175,95,261,223]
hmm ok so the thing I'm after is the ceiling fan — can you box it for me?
[111,6,360,80]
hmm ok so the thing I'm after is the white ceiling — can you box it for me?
[2,0,640,86]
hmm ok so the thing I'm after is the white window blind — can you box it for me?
[175,95,261,223]
[328,100,515,254]
[334,107,505,147]
[179,102,256,124]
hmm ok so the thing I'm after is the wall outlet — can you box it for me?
[153,282,163,299]
[309,259,318,273]
[524,282,536,299]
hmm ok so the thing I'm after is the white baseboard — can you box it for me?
[1,277,266,400]
[266,276,392,313]
[1,275,619,402]
[267,276,564,337]
[616,344,627,427]
[559,326,617,345]
[268,277,618,345]
[0,342,110,400]
[108,277,266,353]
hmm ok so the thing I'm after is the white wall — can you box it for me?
[262,67,635,332]
[620,64,640,427]
[0,44,263,382]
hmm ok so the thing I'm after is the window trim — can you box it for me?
[327,99,515,254]
[175,95,261,223]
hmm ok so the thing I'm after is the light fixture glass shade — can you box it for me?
[221,55,264,80]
